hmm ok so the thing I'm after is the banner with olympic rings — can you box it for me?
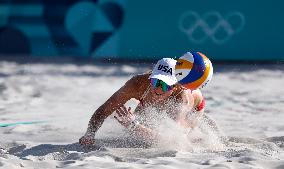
[0,0,283,61]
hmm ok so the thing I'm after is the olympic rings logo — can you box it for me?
[178,11,245,44]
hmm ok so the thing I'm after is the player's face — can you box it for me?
[150,78,174,96]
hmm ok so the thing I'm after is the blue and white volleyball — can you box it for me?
[175,51,213,90]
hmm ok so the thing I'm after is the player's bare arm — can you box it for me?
[79,76,142,145]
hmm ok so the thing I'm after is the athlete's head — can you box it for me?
[149,58,177,95]
[175,51,213,90]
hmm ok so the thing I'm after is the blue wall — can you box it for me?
[0,0,283,61]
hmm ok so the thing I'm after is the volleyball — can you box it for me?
[175,51,213,90]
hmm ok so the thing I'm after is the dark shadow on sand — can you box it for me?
[10,137,152,159]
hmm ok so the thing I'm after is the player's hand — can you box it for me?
[79,134,95,145]
[114,106,135,128]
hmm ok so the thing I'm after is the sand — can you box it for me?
[0,61,284,169]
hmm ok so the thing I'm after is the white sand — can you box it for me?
[0,61,284,169]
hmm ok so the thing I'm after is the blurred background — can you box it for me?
[0,0,284,62]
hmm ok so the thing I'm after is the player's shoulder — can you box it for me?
[128,72,151,84]
[121,72,149,92]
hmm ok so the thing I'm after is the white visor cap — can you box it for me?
[149,58,178,86]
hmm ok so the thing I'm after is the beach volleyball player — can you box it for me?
[79,52,214,145]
